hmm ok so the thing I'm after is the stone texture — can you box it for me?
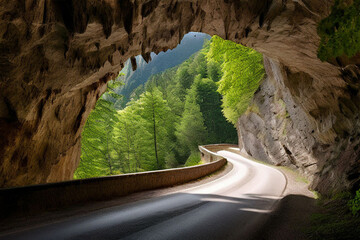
[0,0,359,194]
[238,57,360,194]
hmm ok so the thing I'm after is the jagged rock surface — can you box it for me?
[0,0,358,194]
[238,57,360,193]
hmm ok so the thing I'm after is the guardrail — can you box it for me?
[199,144,235,162]
[0,156,226,218]
[199,146,224,162]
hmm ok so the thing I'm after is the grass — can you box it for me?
[311,190,320,200]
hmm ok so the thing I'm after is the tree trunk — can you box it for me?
[105,127,113,175]
[152,101,159,169]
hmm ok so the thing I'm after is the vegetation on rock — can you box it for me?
[317,0,360,61]
[207,36,265,124]
[349,189,360,216]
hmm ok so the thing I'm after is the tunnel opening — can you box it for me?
[74,32,264,180]
[1,2,360,238]
[0,0,358,204]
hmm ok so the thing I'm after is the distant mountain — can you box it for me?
[118,32,211,101]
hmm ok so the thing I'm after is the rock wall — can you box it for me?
[0,0,358,193]
[238,56,360,194]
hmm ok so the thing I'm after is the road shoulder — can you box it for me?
[204,144,318,240]
[251,166,318,240]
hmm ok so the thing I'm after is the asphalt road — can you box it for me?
[0,147,286,240]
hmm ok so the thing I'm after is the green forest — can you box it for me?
[118,32,210,104]
[74,36,264,179]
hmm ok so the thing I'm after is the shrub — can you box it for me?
[207,35,265,124]
[185,151,202,167]
[348,189,360,216]
[317,0,360,61]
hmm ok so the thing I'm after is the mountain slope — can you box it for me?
[118,32,211,101]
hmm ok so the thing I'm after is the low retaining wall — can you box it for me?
[199,145,228,163]
[0,158,226,217]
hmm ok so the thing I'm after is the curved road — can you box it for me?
[1,147,286,240]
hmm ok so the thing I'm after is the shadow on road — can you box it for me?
[250,194,317,240]
[0,192,315,240]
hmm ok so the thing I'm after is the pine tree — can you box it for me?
[74,99,120,178]
[137,88,174,170]
[75,35,258,179]
[175,64,194,100]
[193,77,237,144]
[176,86,207,154]
[115,104,150,173]
[207,60,222,82]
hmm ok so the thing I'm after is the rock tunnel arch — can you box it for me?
[0,0,359,194]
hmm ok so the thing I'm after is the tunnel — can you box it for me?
[0,0,359,196]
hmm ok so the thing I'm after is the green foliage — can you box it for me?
[141,45,237,161]
[207,60,222,82]
[189,50,208,78]
[175,63,194,100]
[176,86,207,153]
[136,88,175,170]
[115,104,148,173]
[76,35,252,179]
[185,151,202,167]
[207,35,265,124]
[317,0,360,61]
[193,77,237,143]
[129,84,144,101]
[74,98,120,179]
[165,152,178,168]
[348,189,360,216]
[75,85,176,177]
[119,33,211,101]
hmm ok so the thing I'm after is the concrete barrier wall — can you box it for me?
[199,145,227,163]
[0,158,226,217]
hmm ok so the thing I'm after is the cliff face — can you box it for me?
[238,57,360,194]
[0,0,358,193]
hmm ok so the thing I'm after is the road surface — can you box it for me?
[0,147,286,240]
